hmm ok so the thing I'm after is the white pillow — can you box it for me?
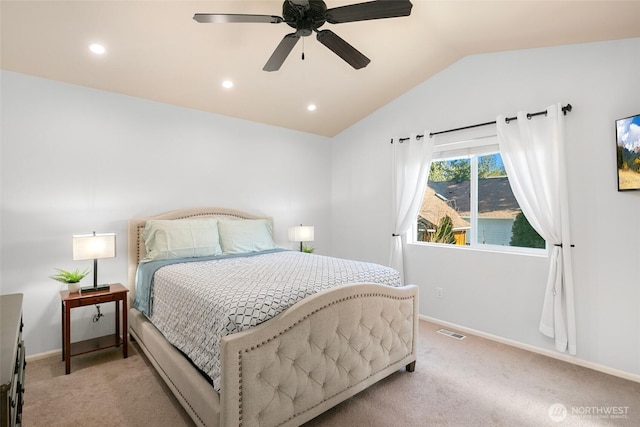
[141,218,222,262]
[217,219,277,254]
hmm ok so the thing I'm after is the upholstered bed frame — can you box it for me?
[127,207,418,427]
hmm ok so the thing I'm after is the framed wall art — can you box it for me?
[615,113,640,191]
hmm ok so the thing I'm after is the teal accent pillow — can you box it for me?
[141,218,222,262]
[217,219,277,254]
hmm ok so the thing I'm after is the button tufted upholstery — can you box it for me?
[220,283,418,427]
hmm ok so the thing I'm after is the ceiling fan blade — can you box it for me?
[316,30,370,70]
[325,0,412,24]
[263,33,301,72]
[193,14,283,24]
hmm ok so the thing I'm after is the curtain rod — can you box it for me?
[391,104,572,144]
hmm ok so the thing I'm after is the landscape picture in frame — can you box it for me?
[615,113,640,191]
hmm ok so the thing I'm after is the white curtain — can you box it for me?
[390,133,434,283]
[496,103,576,354]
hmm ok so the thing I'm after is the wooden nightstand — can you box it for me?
[60,283,129,374]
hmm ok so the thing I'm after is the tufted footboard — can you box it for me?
[220,283,418,427]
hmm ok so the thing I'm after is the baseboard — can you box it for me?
[420,315,640,384]
[26,348,61,362]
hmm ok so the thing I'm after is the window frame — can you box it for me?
[408,134,548,257]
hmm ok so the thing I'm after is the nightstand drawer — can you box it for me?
[90,294,116,304]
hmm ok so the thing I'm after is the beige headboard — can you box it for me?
[127,207,270,300]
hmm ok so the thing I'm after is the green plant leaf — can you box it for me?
[49,267,89,283]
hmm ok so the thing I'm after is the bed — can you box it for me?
[127,207,418,427]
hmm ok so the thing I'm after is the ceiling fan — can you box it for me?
[193,0,413,71]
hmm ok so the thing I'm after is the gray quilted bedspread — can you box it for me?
[147,250,401,391]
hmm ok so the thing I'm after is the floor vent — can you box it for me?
[436,329,466,340]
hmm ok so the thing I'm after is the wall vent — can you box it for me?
[437,329,466,340]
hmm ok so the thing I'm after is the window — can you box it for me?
[413,137,545,252]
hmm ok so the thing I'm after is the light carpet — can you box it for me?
[23,320,640,426]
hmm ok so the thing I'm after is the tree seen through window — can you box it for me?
[416,152,544,249]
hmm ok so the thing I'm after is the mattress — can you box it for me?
[135,250,402,391]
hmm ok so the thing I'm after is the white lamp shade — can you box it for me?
[72,233,116,260]
[288,225,314,242]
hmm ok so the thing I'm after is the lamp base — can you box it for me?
[80,284,110,294]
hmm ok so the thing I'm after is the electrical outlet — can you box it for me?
[436,287,443,298]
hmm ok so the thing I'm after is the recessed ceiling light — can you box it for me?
[222,80,234,89]
[307,104,317,112]
[89,43,106,55]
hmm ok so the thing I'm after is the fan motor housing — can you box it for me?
[283,0,327,36]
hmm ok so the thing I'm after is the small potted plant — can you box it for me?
[50,268,89,293]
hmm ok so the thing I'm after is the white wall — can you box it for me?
[331,38,640,377]
[2,38,639,379]
[0,71,331,355]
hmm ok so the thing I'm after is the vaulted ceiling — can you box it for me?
[2,1,639,136]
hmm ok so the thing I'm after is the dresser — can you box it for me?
[0,294,25,427]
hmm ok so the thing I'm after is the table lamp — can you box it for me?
[72,232,116,293]
[288,224,314,252]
